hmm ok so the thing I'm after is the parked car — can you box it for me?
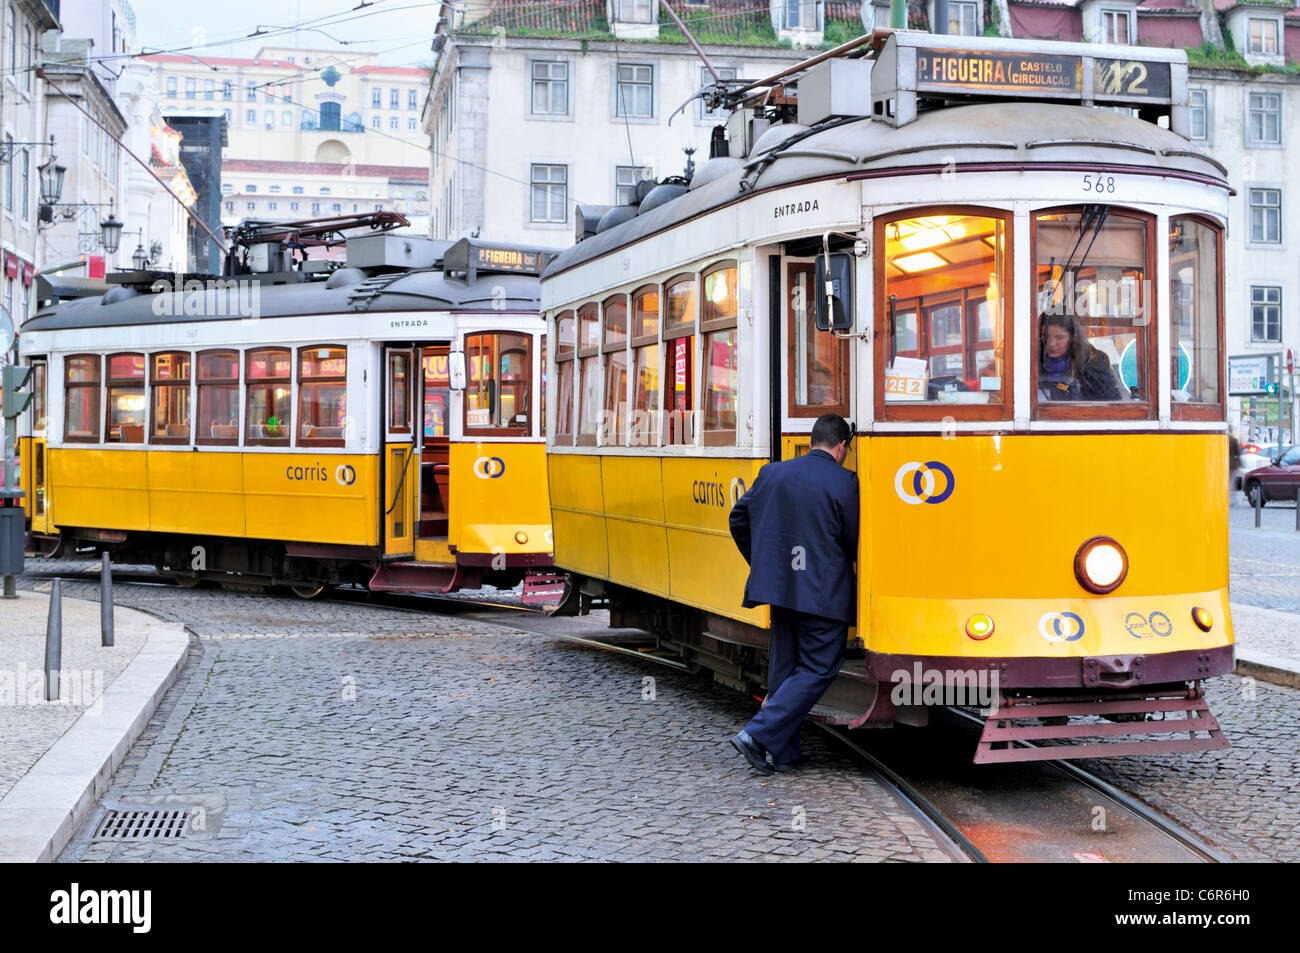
[1242,445,1300,507]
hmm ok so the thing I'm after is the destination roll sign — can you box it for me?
[442,237,554,278]
[917,49,1082,94]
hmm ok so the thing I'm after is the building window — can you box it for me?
[408,89,418,110]
[390,88,400,109]
[390,116,399,129]
[264,110,274,128]
[949,1,979,35]
[292,186,304,194]
[222,183,233,193]
[205,79,215,100]
[269,185,281,194]
[166,76,177,97]
[245,184,257,192]
[532,60,568,115]
[311,202,321,214]
[615,165,652,205]
[1249,188,1281,243]
[784,0,818,29]
[1249,18,1279,55]
[247,82,257,101]
[185,77,196,99]
[371,116,381,129]
[616,64,653,118]
[1188,89,1208,140]
[1100,8,1132,44]
[268,201,277,211]
[332,203,341,212]
[371,88,381,108]
[224,201,233,212]
[530,164,567,222]
[246,202,254,211]
[1247,91,1281,144]
[19,148,27,219]
[223,81,232,100]
[321,101,341,131]
[3,136,11,212]
[699,66,737,119]
[223,109,232,123]
[1251,286,1281,342]
[290,202,299,211]
[320,187,331,195]
[245,109,256,124]
[407,118,417,131]
[616,0,654,22]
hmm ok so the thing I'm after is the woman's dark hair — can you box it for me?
[1039,311,1091,375]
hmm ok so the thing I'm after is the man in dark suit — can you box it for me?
[729,413,858,774]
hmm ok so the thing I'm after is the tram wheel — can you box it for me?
[290,583,327,600]
[171,572,201,589]
[1246,482,1265,509]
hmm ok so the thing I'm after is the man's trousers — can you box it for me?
[742,605,848,765]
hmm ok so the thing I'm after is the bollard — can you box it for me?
[1296,489,1299,533]
[45,578,62,702]
[1254,489,1262,528]
[100,551,114,647]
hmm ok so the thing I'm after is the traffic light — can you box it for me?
[1,364,33,419]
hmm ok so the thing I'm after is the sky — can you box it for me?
[124,0,440,67]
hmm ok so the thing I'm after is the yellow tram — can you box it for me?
[542,32,1233,761]
[16,218,558,600]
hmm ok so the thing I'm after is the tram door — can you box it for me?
[783,260,854,463]
[419,345,452,539]
[383,346,420,557]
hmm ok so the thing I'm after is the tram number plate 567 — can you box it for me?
[1082,174,1117,194]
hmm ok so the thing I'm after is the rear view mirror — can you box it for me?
[448,350,466,391]
[814,252,853,332]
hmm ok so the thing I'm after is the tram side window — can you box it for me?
[881,212,1008,418]
[246,348,292,446]
[466,332,532,436]
[1034,208,1150,416]
[702,262,739,444]
[150,352,191,444]
[31,359,46,432]
[1169,217,1222,412]
[602,294,628,445]
[631,285,660,447]
[554,310,575,444]
[298,346,347,447]
[105,353,146,444]
[64,354,101,443]
[663,274,696,445]
[197,350,240,445]
[577,302,600,445]
[789,263,849,417]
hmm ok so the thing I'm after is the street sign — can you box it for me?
[1229,355,1274,396]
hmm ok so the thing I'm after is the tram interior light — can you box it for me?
[897,221,966,253]
[894,251,947,273]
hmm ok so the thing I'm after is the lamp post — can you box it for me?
[38,154,65,206]
[131,243,149,270]
[99,214,124,255]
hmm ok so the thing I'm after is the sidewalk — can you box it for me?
[1230,603,1300,690]
[0,587,188,862]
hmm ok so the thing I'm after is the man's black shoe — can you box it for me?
[772,756,811,773]
[731,730,774,774]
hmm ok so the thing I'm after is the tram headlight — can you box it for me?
[1192,607,1213,632]
[1074,537,1128,594]
[965,614,994,640]
[514,531,529,545]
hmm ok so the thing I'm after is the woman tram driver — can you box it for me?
[1038,312,1127,402]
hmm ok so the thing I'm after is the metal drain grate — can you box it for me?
[94,809,191,840]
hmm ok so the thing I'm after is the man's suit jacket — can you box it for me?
[728,448,859,624]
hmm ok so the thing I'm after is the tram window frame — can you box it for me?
[873,207,1014,423]
[104,353,147,445]
[30,358,46,433]
[602,293,629,445]
[464,332,533,438]
[576,302,601,447]
[788,261,850,420]
[1030,206,1157,422]
[63,353,102,444]
[554,309,576,445]
[1168,215,1226,422]
[700,261,739,446]
[630,284,662,448]
[296,345,348,448]
[149,351,192,446]
[196,350,240,446]
[245,347,293,447]
[662,273,698,446]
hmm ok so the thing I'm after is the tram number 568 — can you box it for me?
[1082,174,1117,194]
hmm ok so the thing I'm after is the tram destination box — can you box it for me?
[871,33,1187,136]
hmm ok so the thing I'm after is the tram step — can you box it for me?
[522,572,567,606]
[973,688,1229,763]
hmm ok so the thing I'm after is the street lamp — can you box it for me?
[38,154,65,205]
[131,243,149,270]
[99,214,124,255]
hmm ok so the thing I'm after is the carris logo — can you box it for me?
[1038,611,1085,643]
[335,464,356,486]
[894,461,955,505]
[474,456,505,479]
[729,477,747,506]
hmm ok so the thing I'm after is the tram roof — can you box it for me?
[542,102,1228,281]
[23,266,544,334]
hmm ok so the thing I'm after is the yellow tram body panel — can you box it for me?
[549,452,768,626]
[864,433,1233,660]
[448,441,553,558]
[44,449,380,547]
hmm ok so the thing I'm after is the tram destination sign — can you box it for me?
[442,238,554,278]
[915,49,1172,101]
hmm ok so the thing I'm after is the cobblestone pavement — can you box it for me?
[1229,498,1300,614]
[19,570,948,863]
